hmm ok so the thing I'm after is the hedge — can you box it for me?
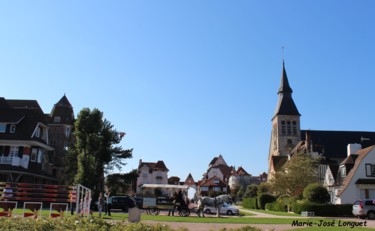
[292,201,354,217]
[243,197,259,209]
[265,201,287,212]
[257,193,276,210]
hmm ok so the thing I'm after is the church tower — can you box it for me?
[268,62,301,174]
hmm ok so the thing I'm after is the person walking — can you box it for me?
[104,191,112,216]
[97,192,105,218]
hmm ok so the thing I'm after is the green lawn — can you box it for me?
[7,208,375,230]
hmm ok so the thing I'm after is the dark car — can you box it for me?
[111,196,136,212]
[134,197,143,208]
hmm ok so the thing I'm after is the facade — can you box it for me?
[0,96,74,184]
[325,145,375,204]
[136,159,169,195]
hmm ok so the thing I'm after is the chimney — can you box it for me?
[347,143,362,156]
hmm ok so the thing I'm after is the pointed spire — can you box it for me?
[273,61,300,118]
[278,61,293,94]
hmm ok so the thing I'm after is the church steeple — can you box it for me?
[273,61,300,118]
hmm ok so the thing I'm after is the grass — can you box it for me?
[7,208,375,230]
[241,208,300,217]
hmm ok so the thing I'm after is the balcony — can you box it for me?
[0,156,21,167]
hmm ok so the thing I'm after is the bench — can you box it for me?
[301,211,315,216]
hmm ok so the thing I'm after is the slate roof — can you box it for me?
[208,164,233,177]
[138,160,169,171]
[199,176,227,187]
[49,95,74,125]
[300,130,375,160]
[0,102,48,142]
[273,62,300,118]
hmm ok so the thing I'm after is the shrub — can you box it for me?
[292,201,353,217]
[243,197,258,209]
[257,193,276,210]
[303,183,330,203]
[265,201,287,212]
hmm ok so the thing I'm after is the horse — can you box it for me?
[196,194,231,217]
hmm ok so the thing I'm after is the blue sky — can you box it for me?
[1,1,375,182]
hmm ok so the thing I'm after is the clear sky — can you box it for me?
[1,1,375,182]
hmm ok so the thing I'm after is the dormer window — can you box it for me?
[54,117,61,123]
[340,166,346,178]
[35,127,41,138]
[10,124,16,133]
[0,123,6,133]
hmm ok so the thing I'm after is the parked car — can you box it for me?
[353,199,375,219]
[111,196,136,212]
[134,197,143,208]
[204,202,239,216]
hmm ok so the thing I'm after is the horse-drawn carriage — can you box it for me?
[140,184,191,216]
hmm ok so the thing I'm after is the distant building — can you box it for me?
[136,159,169,195]
[228,167,267,190]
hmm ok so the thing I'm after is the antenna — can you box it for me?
[282,46,285,62]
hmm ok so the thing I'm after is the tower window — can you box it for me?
[281,121,286,135]
[292,121,297,135]
[287,121,291,135]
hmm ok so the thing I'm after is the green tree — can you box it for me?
[257,182,270,195]
[244,184,258,198]
[269,153,319,198]
[236,186,245,199]
[105,169,138,195]
[73,108,133,191]
[303,182,330,203]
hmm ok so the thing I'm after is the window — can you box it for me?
[10,124,16,133]
[0,123,6,133]
[365,164,375,177]
[31,149,38,162]
[287,121,292,135]
[10,146,19,157]
[35,127,41,138]
[340,166,346,178]
[292,121,297,135]
[281,121,286,135]
[54,117,61,123]
[65,126,71,137]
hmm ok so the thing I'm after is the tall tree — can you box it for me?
[269,153,319,198]
[73,108,133,191]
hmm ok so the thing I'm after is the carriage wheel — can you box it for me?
[148,207,160,215]
[179,208,190,217]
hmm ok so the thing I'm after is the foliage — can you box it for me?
[303,183,330,203]
[236,186,245,199]
[0,216,264,231]
[244,184,258,198]
[73,108,133,191]
[62,143,79,185]
[230,185,240,198]
[105,169,138,195]
[292,201,353,217]
[269,153,319,198]
[265,201,287,212]
[257,182,270,195]
[257,193,276,210]
[242,197,259,209]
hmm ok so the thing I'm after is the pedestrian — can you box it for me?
[104,191,112,216]
[97,192,105,218]
[168,192,177,216]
